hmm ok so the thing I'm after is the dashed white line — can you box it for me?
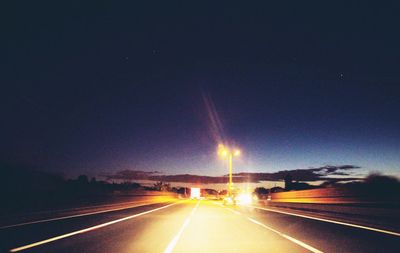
[9,202,179,252]
[250,205,400,237]
[219,204,323,253]
[247,217,324,253]
[225,207,242,215]
[163,200,200,253]
[211,201,241,215]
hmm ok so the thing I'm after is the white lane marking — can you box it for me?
[1,201,168,229]
[9,202,179,252]
[250,205,400,237]
[247,217,324,253]
[225,207,242,215]
[163,200,200,253]
[211,201,241,215]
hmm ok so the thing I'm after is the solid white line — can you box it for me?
[247,217,324,253]
[163,201,200,253]
[1,201,166,229]
[250,205,400,237]
[9,202,179,252]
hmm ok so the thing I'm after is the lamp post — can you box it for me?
[218,145,241,195]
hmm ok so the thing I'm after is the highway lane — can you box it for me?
[0,202,178,252]
[233,204,400,252]
[169,201,310,253]
[0,195,176,229]
[1,200,399,253]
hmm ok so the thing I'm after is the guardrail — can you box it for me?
[268,188,395,204]
[256,188,400,232]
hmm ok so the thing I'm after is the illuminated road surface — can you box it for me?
[1,200,399,253]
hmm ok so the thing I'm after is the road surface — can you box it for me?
[1,200,399,253]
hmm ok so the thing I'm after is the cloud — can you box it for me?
[232,165,361,182]
[101,165,361,184]
[149,174,229,184]
[101,170,161,181]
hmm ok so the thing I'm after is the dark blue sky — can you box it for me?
[2,1,400,178]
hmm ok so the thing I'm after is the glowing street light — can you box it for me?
[218,144,241,195]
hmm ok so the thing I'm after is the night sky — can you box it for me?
[2,1,400,179]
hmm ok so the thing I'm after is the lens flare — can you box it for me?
[236,193,253,205]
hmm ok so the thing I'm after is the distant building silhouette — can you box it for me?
[291,181,314,190]
[284,174,293,190]
[270,186,285,193]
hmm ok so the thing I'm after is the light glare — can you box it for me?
[236,193,252,205]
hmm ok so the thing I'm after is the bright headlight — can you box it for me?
[235,193,252,205]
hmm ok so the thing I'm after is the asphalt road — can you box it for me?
[1,200,399,253]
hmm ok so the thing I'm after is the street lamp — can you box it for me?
[218,144,241,195]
